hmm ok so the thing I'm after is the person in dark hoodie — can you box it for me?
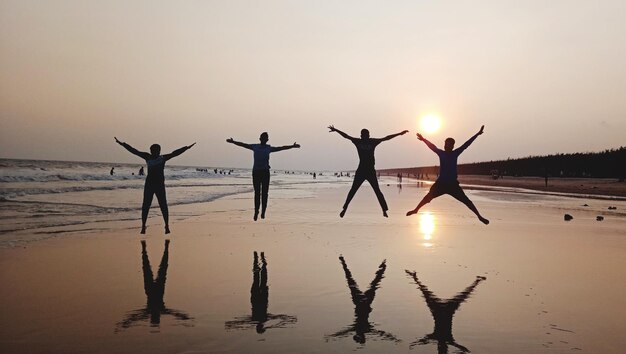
[328,125,408,218]
[115,137,195,234]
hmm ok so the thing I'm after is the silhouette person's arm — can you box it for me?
[225,316,256,330]
[451,276,485,305]
[364,260,387,302]
[263,314,298,329]
[115,137,151,160]
[372,329,401,342]
[405,270,440,305]
[416,133,441,154]
[409,334,436,349]
[161,308,193,321]
[449,340,470,353]
[339,256,363,303]
[271,142,301,152]
[226,138,253,150]
[328,125,356,141]
[163,143,195,161]
[455,125,484,154]
[141,240,155,298]
[116,309,150,330]
[251,251,261,304]
[154,240,170,299]
[327,326,355,338]
[380,130,409,142]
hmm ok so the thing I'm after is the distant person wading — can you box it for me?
[115,137,195,234]
[226,132,300,221]
[328,125,408,218]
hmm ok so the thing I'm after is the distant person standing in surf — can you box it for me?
[406,126,489,224]
[115,137,195,234]
[226,132,300,221]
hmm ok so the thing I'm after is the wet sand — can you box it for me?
[1,181,625,353]
[457,175,626,198]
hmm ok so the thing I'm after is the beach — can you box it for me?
[1,169,625,353]
[3,0,626,352]
[380,172,626,199]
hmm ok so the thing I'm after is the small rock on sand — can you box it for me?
[564,214,573,221]
[596,216,604,221]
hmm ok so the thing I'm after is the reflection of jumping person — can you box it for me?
[405,271,485,353]
[326,256,399,344]
[115,240,192,331]
[328,125,408,218]
[225,252,297,333]
[226,132,300,221]
[406,126,489,225]
[115,137,195,234]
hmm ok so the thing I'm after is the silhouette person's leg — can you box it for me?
[251,251,269,333]
[365,172,389,217]
[141,185,155,233]
[363,260,387,304]
[260,170,270,219]
[341,172,367,217]
[448,186,489,225]
[154,240,169,306]
[252,171,262,221]
[154,184,170,233]
[141,240,154,298]
[259,252,269,320]
[406,191,436,216]
[251,251,260,307]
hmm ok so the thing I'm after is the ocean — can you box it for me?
[0,158,344,247]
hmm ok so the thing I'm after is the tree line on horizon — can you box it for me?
[382,146,626,181]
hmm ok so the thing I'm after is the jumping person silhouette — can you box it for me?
[406,126,489,225]
[226,133,300,221]
[328,125,408,218]
[115,137,195,234]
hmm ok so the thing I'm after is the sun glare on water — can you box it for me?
[420,114,441,134]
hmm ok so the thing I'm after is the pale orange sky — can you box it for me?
[1,1,625,170]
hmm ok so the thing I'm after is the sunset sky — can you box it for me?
[1,0,625,171]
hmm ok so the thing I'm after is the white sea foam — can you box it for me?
[0,158,348,245]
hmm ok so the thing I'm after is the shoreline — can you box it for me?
[1,184,626,353]
[386,174,626,199]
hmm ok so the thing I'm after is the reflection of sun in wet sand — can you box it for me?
[419,212,436,247]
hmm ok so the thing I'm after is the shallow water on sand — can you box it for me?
[1,181,625,353]
[0,158,346,244]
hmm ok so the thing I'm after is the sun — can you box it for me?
[420,114,441,134]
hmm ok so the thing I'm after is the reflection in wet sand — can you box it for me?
[326,256,400,344]
[225,252,297,333]
[406,270,485,353]
[116,240,192,332]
